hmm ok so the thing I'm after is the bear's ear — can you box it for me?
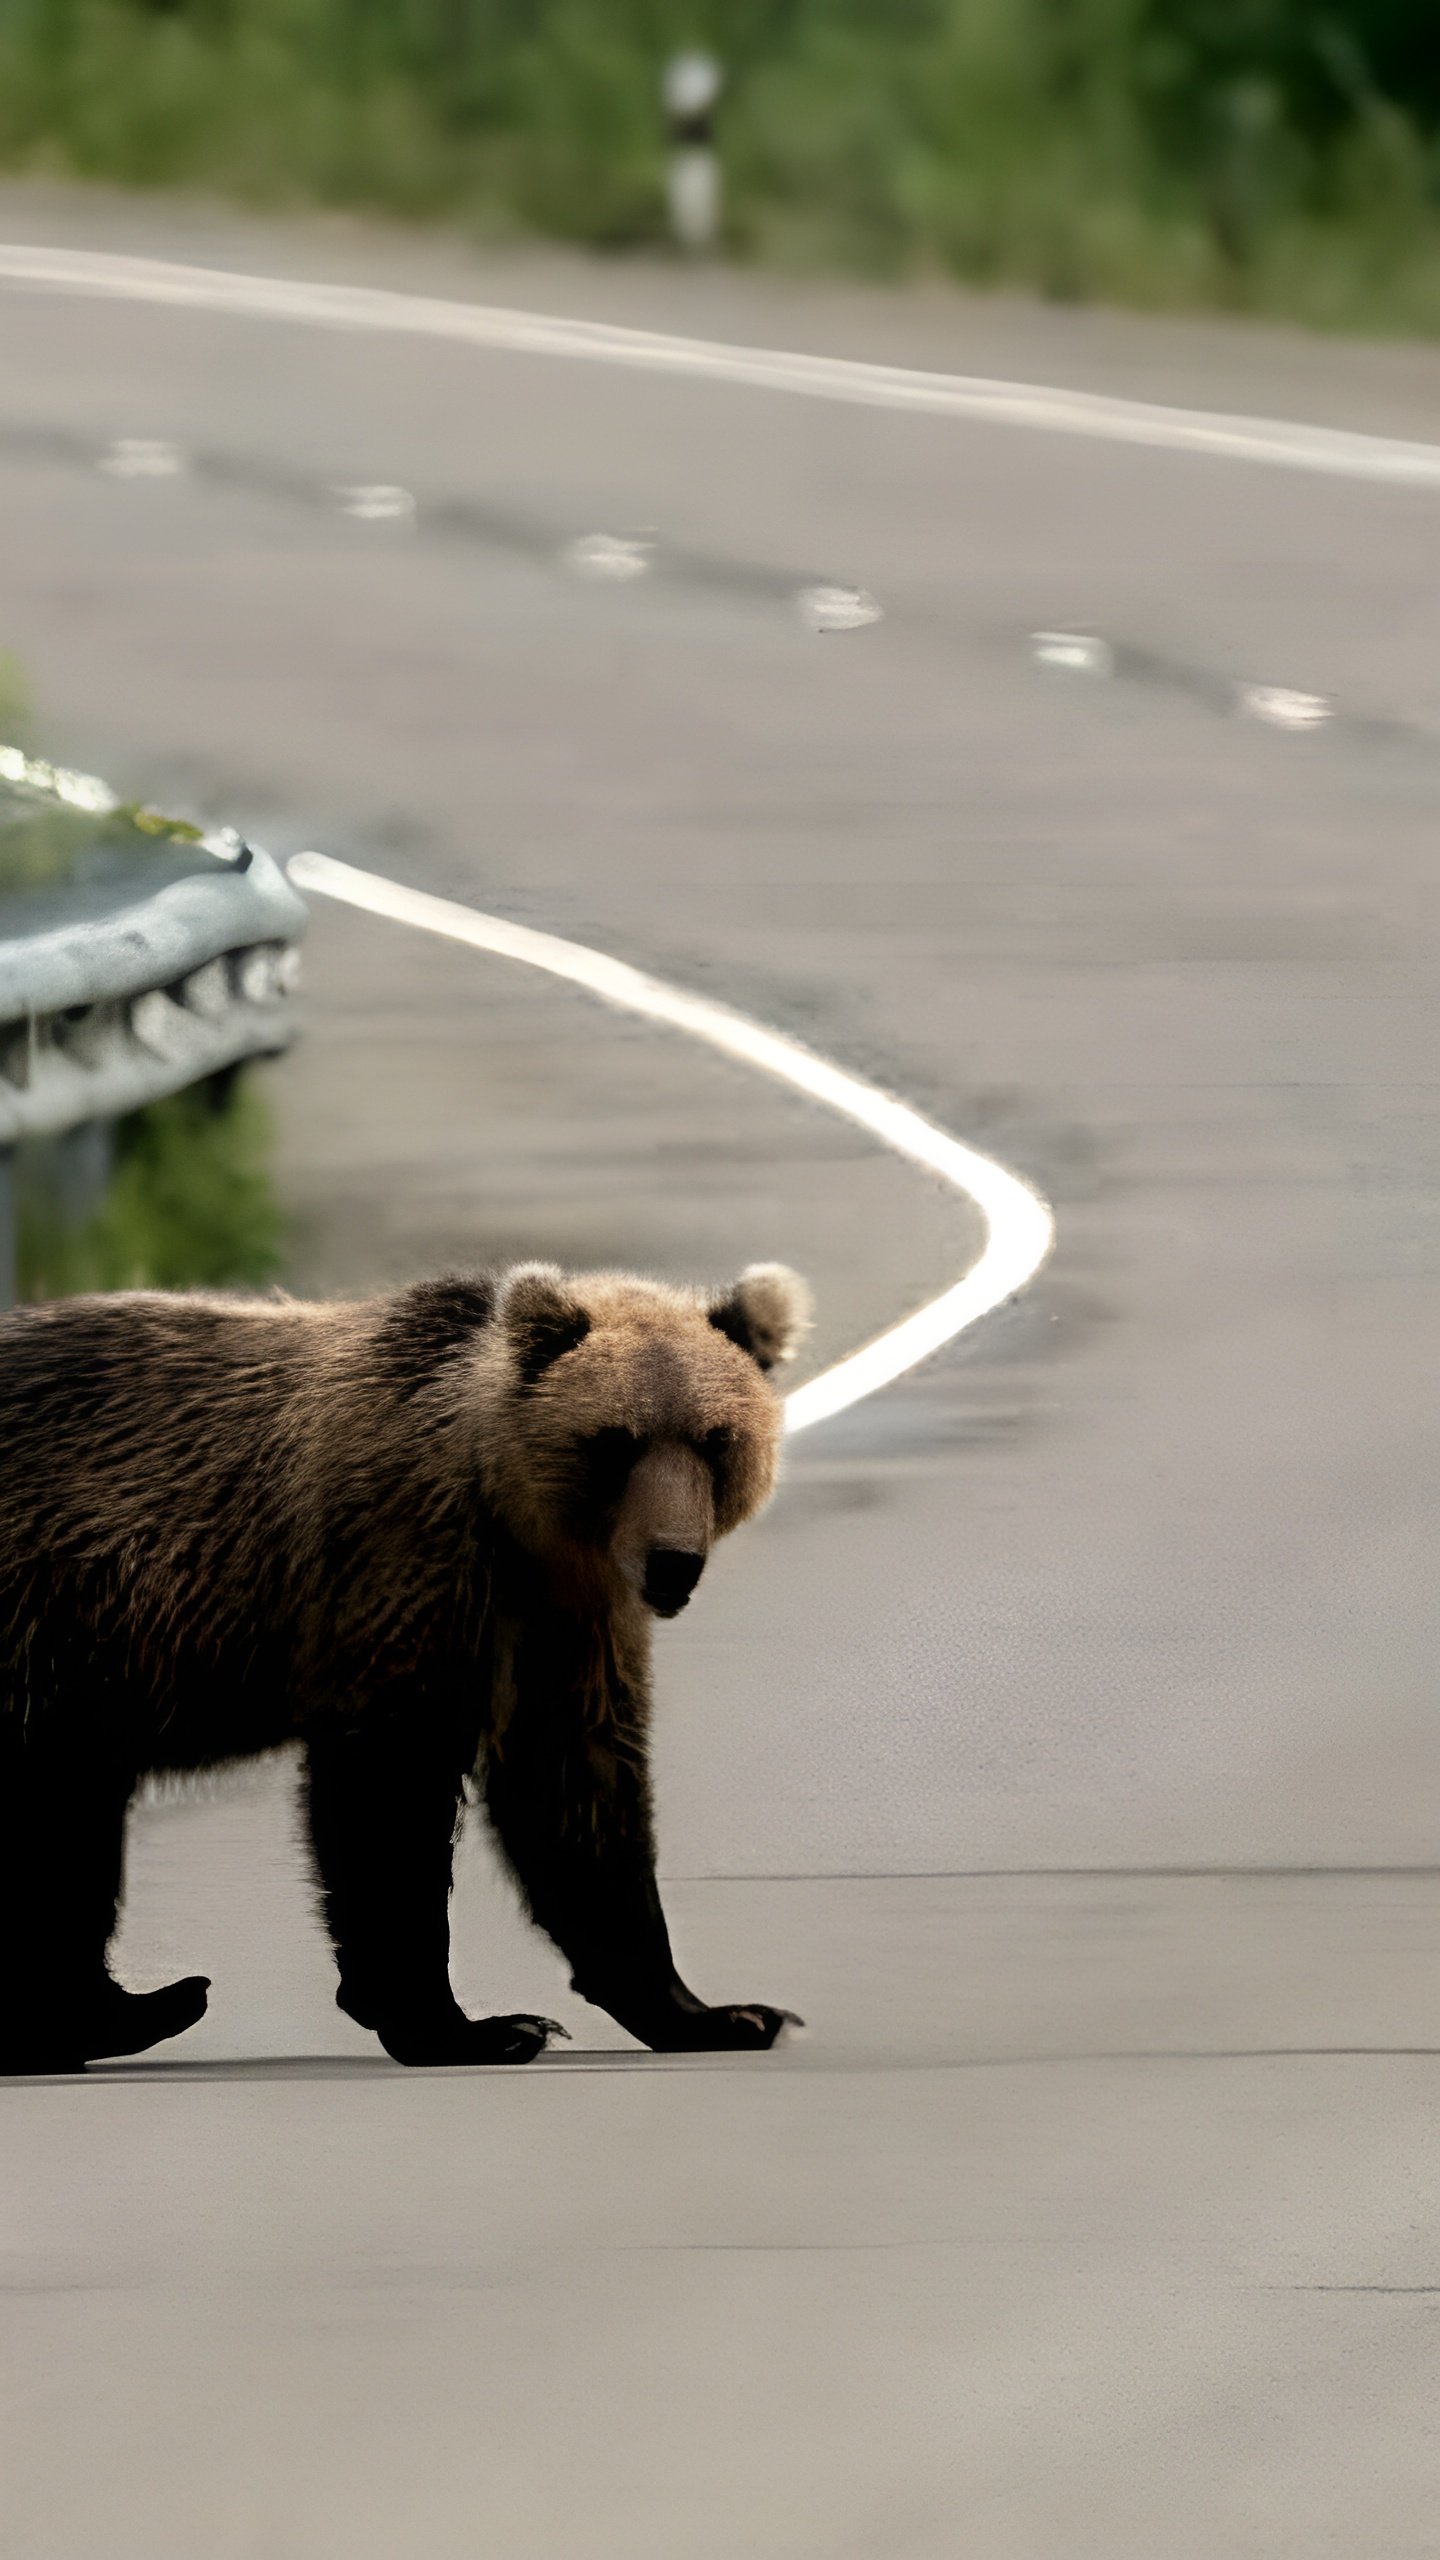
[497,1263,591,1385]
[707,1264,813,1372]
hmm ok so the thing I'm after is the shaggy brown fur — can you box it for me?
[0,1260,811,2071]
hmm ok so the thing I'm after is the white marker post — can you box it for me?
[663,52,724,254]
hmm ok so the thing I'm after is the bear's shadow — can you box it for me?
[3,2047,786,2084]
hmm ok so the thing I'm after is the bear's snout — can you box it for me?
[643,1547,706,1617]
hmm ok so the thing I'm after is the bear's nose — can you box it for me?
[643,1548,705,1616]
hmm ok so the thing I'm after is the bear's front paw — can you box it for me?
[655,2003,803,2053]
[375,2009,571,2068]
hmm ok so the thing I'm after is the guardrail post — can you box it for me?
[53,1119,113,1228]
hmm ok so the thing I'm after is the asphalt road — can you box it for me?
[2,183,1438,2558]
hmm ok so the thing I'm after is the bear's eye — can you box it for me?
[696,1426,732,1481]
[579,1426,644,1509]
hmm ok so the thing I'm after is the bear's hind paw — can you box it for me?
[84,1974,211,2061]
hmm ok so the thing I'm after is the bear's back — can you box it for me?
[0,1291,318,1525]
[0,1285,507,1765]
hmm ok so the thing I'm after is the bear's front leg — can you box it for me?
[482,1628,800,2055]
[304,1722,565,2067]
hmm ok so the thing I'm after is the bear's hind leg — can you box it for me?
[78,1772,210,2062]
[0,1745,208,2072]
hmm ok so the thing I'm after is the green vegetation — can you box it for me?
[16,1076,285,1299]
[2,1,1440,327]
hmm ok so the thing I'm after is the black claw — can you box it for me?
[508,2015,570,2051]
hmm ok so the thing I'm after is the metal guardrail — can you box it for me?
[0,805,307,1304]
[0,845,306,1141]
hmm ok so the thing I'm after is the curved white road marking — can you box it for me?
[5,242,1440,488]
[2,737,1054,1429]
[286,851,1055,1434]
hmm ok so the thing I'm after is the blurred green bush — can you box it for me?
[17,1076,284,1299]
[2,0,1440,324]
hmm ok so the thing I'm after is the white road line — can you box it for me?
[286,851,1055,1434]
[4,242,1440,487]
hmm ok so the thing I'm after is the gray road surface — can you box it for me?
[2,184,1438,2557]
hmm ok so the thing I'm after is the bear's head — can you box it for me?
[482,1262,812,1615]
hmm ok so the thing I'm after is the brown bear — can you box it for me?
[0,1259,811,2073]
